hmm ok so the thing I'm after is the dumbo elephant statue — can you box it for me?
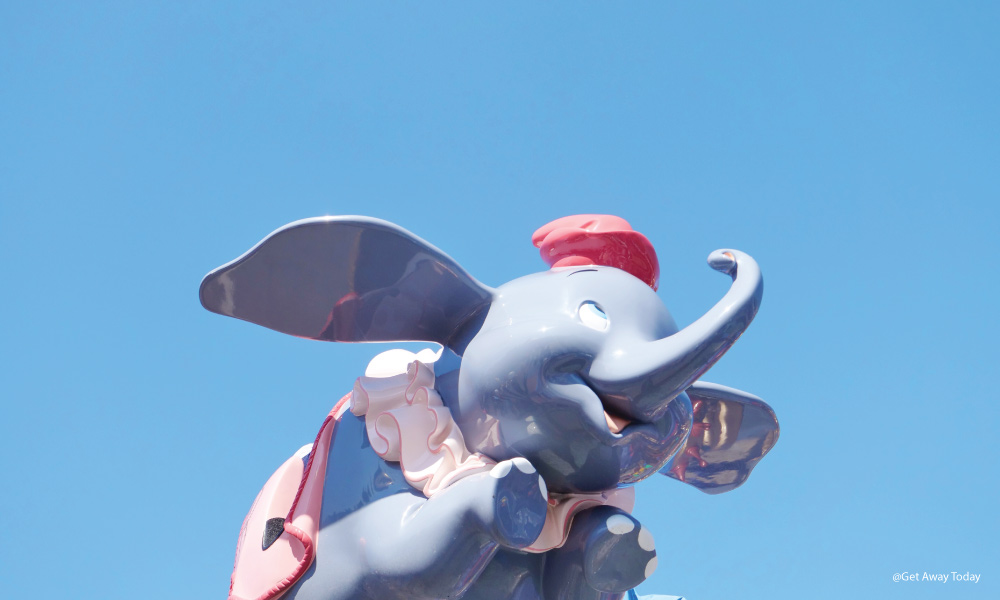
[200,215,779,600]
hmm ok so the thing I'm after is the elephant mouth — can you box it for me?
[603,405,633,434]
[580,377,635,434]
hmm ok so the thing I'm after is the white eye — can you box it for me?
[579,301,609,331]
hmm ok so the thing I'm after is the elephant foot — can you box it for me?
[488,457,548,549]
[582,509,657,593]
[543,506,657,600]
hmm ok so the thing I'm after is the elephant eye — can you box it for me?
[579,301,609,331]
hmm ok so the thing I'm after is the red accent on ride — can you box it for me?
[532,215,660,291]
[690,422,709,436]
[684,445,708,468]
[669,461,688,482]
[229,392,353,600]
[690,399,704,417]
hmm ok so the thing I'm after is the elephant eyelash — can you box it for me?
[579,301,609,331]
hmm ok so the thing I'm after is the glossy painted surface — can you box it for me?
[200,217,493,345]
[532,214,660,291]
[445,266,693,494]
[203,215,778,600]
[663,381,779,494]
[542,506,654,600]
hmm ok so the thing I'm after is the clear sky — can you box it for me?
[2,2,997,599]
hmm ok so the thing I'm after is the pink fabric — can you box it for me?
[351,360,497,496]
[228,395,351,600]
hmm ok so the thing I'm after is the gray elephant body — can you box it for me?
[201,216,779,600]
[284,411,616,600]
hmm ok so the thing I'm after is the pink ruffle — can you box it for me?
[351,359,496,496]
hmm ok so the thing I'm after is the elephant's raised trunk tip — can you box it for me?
[707,249,739,277]
[587,248,763,422]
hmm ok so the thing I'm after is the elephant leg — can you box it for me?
[446,548,545,600]
[365,457,547,599]
[297,457,547,600]
[542,506,657,600]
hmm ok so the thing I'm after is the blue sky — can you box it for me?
[1,2,997,599]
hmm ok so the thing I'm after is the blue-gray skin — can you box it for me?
[200,217,777,600]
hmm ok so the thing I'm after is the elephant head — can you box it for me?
[200,215,777,497]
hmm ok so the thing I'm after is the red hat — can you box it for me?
[532,214,660,291]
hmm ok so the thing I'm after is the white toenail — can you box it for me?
[538,476,548,499]
[513,458,536,474]
[490,462,512,478]
[637,526,655,551]
[644,556,658,578]
[606,515,635,535]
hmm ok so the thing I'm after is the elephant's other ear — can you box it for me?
[200,216,494,345]
[661,381,779,494]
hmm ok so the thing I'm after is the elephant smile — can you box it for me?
[579,376,635,434]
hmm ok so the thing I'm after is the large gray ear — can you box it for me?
[199,216,494,345]
[661,381,779,494]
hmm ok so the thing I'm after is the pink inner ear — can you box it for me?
[552,256,595,268]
